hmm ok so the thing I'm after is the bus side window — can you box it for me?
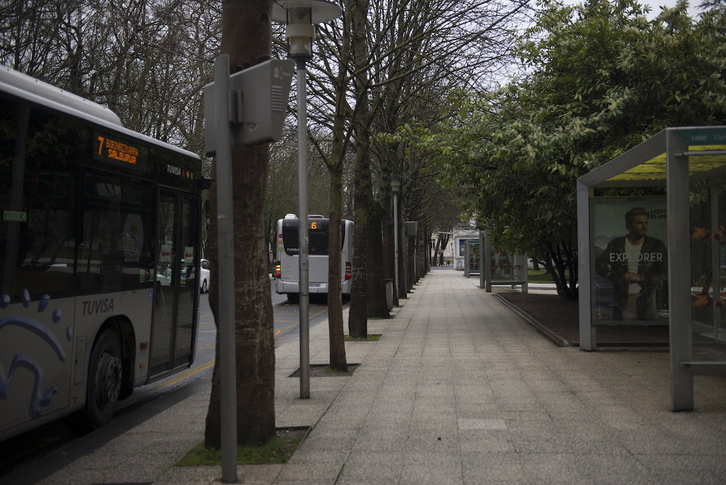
[79,179,154,295]
[15,208,75,298]
[1,107,76,300]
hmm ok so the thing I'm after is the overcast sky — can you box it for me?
[563,0,702,18]
[643,0,701,17]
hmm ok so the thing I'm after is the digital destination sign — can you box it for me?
[94,133,146,168]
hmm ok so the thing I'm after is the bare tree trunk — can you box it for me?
[407,232,417,290]
[347,0,370,338]
[325,7,351,371]
[205,0,276,448]
[348,131,370,337]
[418,223,429,277]
[367,204,390,318]
[382,186,397,306]
[327,137,347,370]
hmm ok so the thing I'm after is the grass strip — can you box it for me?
[177,427,308,466]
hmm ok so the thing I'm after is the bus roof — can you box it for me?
[0,65,122,126]
[283,214,326,219]
[0,65,200,161]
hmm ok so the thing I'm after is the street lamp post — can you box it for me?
[391,177,400,303]
[272,0,341,399]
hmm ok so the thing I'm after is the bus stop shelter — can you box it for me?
[577,126,726,411]
[477,230,528,293]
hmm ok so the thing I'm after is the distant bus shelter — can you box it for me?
[463,240,480,277]
[577,126,726,411]
[454,229,479,270]
[477,230,528,293]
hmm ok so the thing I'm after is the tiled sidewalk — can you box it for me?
[13,268,726,484]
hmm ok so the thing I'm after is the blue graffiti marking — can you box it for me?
[38,294,50,312]
[0,354,59,418]
[0,293,67,419]
[0,317,67,362]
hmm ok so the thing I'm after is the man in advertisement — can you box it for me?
[595,207,668,320]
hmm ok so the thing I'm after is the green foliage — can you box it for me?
[178,428,306,466]
[387,0,726,295]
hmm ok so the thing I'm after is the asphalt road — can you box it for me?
[115,281,336,406]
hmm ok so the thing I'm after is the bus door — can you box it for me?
[149,190,199,377]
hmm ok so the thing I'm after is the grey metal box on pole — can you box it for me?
[204,59,295,155]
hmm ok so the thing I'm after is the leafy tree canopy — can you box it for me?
[387,0,726,297]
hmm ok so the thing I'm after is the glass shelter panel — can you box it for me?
[481,229,528,293]
[689,184,726,360]
[490,250,527,283]
[464,241,480,277]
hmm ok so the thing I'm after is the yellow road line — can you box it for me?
[159,360,215,388]
[274,309,328,335]
[159,308,328,387]
[274,322,300,336]
[311,308,328,318]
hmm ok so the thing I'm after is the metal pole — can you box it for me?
[484,229,492,292]
[214,55,238,483]
[393,190,399,301]
[296,58,310,399]
[577,181,595,350]
[667,129,694,411]
[479,231,485,289]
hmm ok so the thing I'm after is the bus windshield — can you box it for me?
[280,219,348,256]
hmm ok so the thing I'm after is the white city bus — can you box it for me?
[274,214,354,300]
[0,67,204,441]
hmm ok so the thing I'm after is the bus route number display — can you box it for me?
[95,133,145,168]
[310,221,328,231]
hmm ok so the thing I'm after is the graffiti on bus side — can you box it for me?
[0,290,69,419]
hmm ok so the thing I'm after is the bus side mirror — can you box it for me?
[203,59,294,155]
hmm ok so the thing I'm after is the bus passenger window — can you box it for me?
[79,180,154,294]
[0,107,76,300]
[11,208,75,299]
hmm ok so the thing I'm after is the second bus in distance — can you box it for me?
[273,214,354,301]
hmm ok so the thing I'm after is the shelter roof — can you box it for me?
[577,126,726,189]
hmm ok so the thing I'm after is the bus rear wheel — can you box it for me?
[86,330,123,429]
[66,330,123,432]
[91,330,123,423]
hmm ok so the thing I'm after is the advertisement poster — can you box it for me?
[591,197,668,322]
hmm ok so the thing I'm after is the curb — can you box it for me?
[493,293,572,347]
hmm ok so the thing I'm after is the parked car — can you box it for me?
[185,258,211,294]
[156,263,172,286]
